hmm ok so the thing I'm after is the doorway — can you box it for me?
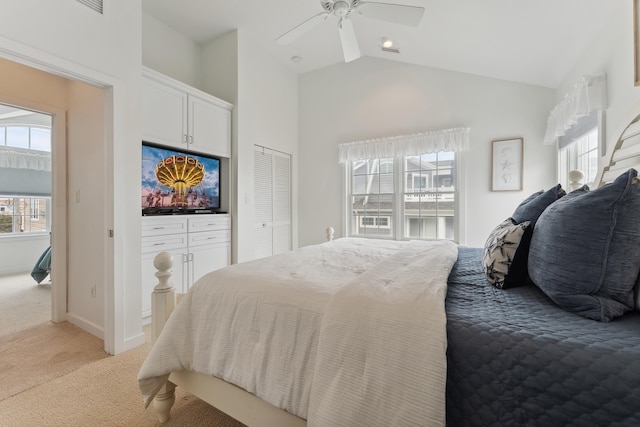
[0,105,53,334]
[0,56,113,350]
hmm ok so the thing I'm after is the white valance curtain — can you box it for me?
[0,145,51,171]
[543,74,607,145]
[338,127,470,163]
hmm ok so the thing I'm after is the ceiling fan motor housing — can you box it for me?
[323,0,359,16]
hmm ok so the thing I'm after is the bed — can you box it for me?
[138,113,640,426]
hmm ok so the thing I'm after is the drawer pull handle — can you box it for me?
[152,227,165,230]
[208,237,217,240]
[152,242,165,246]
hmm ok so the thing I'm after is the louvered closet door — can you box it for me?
[254,146,291,259]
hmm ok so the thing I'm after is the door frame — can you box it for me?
[0,43,117,353]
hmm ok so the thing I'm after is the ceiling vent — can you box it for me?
[76,0,103,14]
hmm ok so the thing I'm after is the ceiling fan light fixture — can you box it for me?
[276,0,424,63]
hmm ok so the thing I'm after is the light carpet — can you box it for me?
[0,272,50,337]
[0,322,246,426]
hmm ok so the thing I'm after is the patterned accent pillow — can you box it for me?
[483,218,531,289]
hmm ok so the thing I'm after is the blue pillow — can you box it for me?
[528,169,640,321]
[505,184,566,287]
[512,184,565,226]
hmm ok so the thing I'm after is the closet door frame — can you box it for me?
[253,145,291,259]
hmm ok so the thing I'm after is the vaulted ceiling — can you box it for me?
[142,0,614,88]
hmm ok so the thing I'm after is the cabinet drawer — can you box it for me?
[142,217,189,237]
[141,233,188,253]
[188,216,231,233]
[188,230,230,247]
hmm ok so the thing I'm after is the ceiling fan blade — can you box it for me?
[357,2,425,27]
[276,12,330,45]
[339,17,361,62]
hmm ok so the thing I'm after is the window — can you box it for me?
[349,158,395,238]
[558,111,601,190]
[0,106,53,236]
[0,196,50,234]
[347,151,456,240]
[0,126,51,152]
[403,152,455,240]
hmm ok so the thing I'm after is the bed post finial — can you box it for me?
[152,251,176,344]
[326,227,335,241]
[152,251,177,422]
[569,169,585,191]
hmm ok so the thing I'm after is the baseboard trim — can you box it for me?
[66,313,103,340]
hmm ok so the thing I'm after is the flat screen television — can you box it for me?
[141,142,221,215]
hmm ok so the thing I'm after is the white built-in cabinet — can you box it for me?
[141,67,232,157]
[141,214,231,322]
[140,67,233,322]
[254,146,292,259]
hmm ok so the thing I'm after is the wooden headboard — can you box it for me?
[597,113,640,187]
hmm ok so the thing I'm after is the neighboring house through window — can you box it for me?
[347,151,457,240]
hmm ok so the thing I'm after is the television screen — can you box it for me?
[141,142,220,215]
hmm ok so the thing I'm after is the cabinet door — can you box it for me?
[141,77,188,149]
[141,248,186,323]
[188,95,231,157]
[188,242,230,290]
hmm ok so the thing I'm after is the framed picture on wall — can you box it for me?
[491,137,523,191]
[635,0,640,85]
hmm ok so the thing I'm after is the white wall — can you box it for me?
[0,0,144,354]
[142,12,203,90]
[556,1,640,167]
[0,235,49,275]
[235,31,299,263]
[298,57,557,248]
[66,81,105,335]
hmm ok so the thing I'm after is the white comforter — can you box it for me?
[138,237,458,426]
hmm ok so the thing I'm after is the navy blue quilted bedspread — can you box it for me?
[445,247,640,427]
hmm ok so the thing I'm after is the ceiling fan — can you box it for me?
[276,0,425,63]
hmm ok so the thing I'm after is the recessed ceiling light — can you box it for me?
[381,38,400,54]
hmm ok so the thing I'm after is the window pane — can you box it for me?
[0,127,5,145]
[6,127,29,149]
[30,127,51,152]
[0,196,49,234]
[350,194,393,238]
[0,197,13,233]
[402,151,455,240]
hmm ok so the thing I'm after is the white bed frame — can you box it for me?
[148,112,640,425]
[148,228,339,425]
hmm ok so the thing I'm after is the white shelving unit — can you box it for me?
[141,214,231,323]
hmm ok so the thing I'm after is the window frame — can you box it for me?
[557,111,604,190]
[0,195,51,236]
[344,151,464,242]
